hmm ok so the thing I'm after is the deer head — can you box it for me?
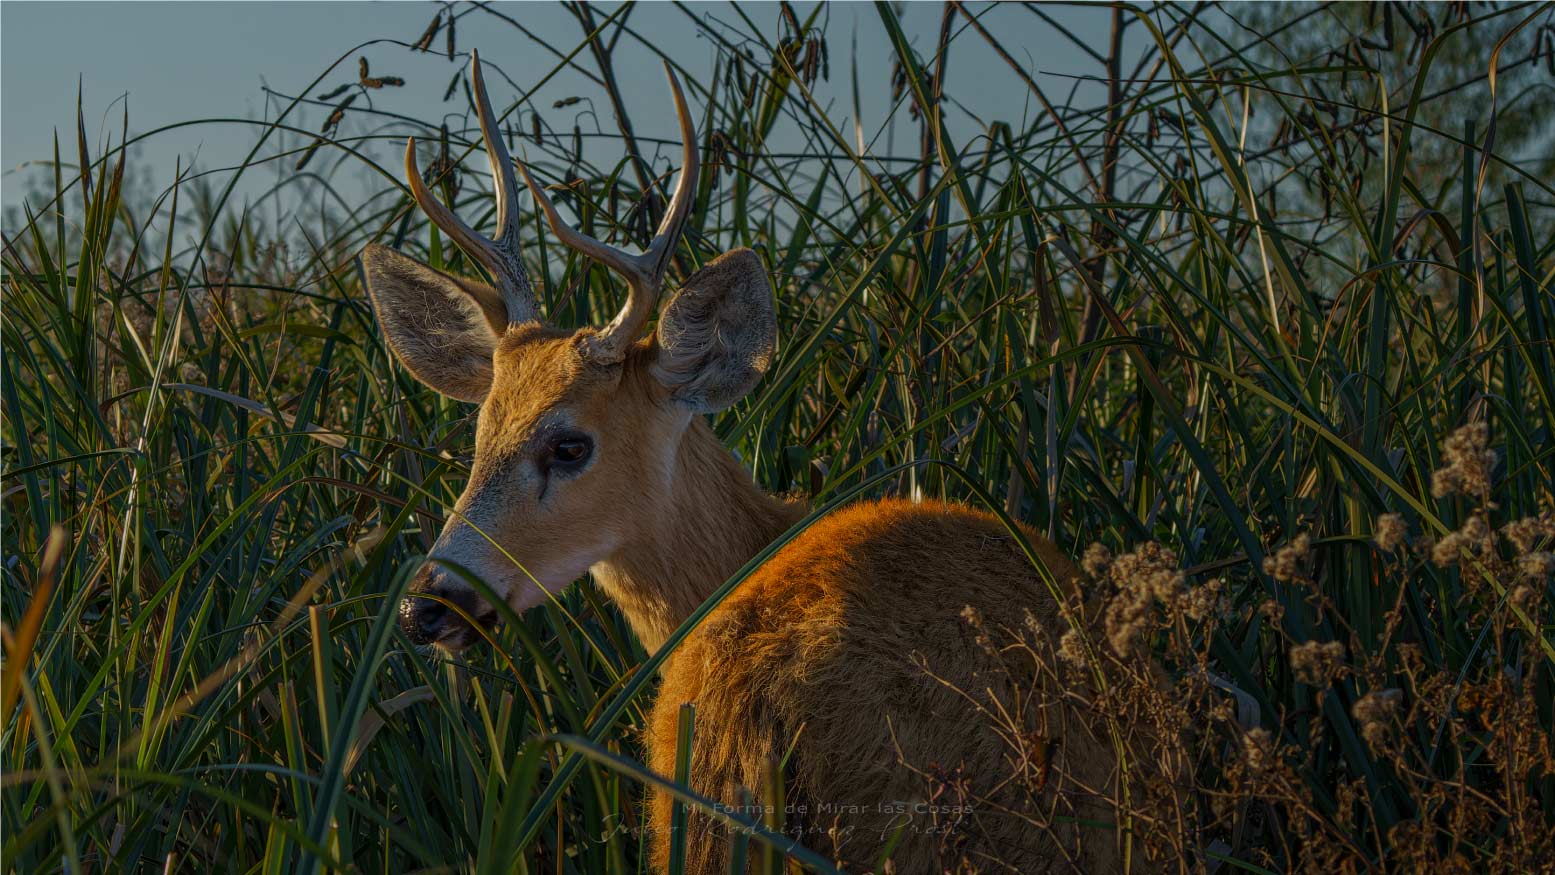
[361,52,775,649]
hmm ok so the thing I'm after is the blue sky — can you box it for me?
[2,2,1125,217]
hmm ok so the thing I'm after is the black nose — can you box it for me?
[398,591,449,646]
[399,566,496,648]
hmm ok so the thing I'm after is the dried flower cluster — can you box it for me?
[1080,541,1113,579]
[1056,627,1088,668]
[1516,551,1554,579]
[1289,639,1346,686]
[1501,512,1554,553]
[958,604,991,651]
[1180,577,1225,621]
[1093,541,1184,656]
[1262,532,1313,585]
[1427,497,1554,618]
[1503,514,1555,595]
[1430,421,1495,498]
[1430,512,1493,567]
[1351,688,1402,750]
[1508,582,1542,615]
[1373,512,1408,551]
[918,424,1551,874]
[1241,727,1279,774]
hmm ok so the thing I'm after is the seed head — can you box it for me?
[1101,542,1184,656]
[1242,727,1278,774]
[1430,422,1495,499]
[1518,552,1555,580]
[1374,513,1408,552]
[1290,639,1346,686]
[1501,513,1554,554]
[1081,542,1113,579]
[1257,599,1286,623]
[1352,689,1402,750]
[1431,514,1491,567]
[1263,533,1313,584]
[1057,628,1088,669]
[1111,542,1185,601]
[1508,585,1540,616]
[1180,578,1225,621]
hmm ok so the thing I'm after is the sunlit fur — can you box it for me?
[447,331,1153,872]
[640,496,1163,874]
[473,343,1153,871]
[365,242,1161,871]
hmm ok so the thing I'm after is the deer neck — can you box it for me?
[589,418,805,653]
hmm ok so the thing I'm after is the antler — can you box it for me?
[405,49,541,327]
[516,61,699,362]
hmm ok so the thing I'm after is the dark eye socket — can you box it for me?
[550,434,593,468]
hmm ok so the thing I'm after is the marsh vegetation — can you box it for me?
[3,3,1552,872]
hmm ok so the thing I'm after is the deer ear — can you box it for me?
[650,248,776,413]
[360,243,501,403]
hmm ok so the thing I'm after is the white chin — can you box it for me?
[505,580,557,613]
[505,546,612,612]
[503,568,584,613]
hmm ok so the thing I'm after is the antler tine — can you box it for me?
[516,62,700,361]
[468,50,523,252]
[645,63,699,278]
[402,51,540,327]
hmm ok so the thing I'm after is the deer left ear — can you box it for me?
[649,248,776,413]
[360,243,502,403]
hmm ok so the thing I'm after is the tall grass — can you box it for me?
[4,3,1552,873]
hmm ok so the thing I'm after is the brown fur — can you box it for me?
[364,245,1157,874]
[631,463,1153,874]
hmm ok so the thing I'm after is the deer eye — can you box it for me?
[548,434,593,469]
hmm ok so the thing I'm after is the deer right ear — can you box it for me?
[650,248,776,414]
[360,243,502,403]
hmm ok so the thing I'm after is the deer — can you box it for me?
[361,51,1164,875]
